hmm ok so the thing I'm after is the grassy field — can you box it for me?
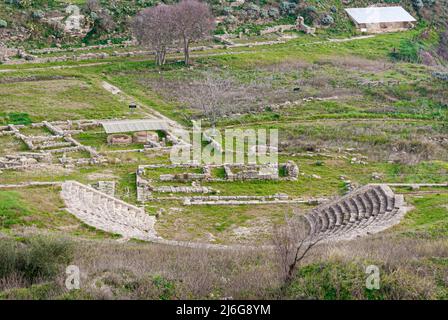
[0,26,447,299]
[0,77,146,122]
[0,186,116,239]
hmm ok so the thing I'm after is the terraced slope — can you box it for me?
[61,181,159,241]
[305,184,407,242]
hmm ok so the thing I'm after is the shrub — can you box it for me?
[285,260,440,299]
[152,275,176,300]
[268,7,280,19]
[321,14,334,26]
[280,2,297,16]
[260,8,268,18]
[32,10,45,20]
[222,6,232,16]
[301,5,319,24]
[413,0,424,10]
[244,3,261,18]
[0,19,7,28]
[0,237,74,285]
[390,39,422,63]
[432,72,448,81]
[223,15,238,27]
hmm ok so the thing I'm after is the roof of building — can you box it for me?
[101,119,169,134]
[345,7,417,25]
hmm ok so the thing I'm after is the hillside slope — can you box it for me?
[0,0,446,48]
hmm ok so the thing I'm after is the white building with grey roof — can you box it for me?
[345,6,417,33]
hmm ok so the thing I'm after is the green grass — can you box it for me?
[286,259,447,300]
[0,135,28,156]
[0,186,116,239]
[74,131,145,151]
[399,194,448,238]
[0,191,33,228]
[0,77,143,122]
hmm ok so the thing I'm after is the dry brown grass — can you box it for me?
[281,121,448,163]
[317,55,393,73]
[1,232,446,299]
[49,232,446,299]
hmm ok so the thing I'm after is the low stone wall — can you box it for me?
[260,24,295,35]
[92,181,116,197]
[154,185,216,194]
[184,197,328,206]
[107,134,133,145]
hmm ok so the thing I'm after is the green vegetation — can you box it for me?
[0,236,73,285]
[0,1,447,300]
[0,186,117,239]
[399,194,448,238]
[0,78,144,122]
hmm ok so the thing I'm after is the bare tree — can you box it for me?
[180,72,239,128]
[273,213,322,292]
[174,0,215,65]
[133,5,177,66]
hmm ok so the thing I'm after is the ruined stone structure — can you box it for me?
[183,194,328,206]
[107,134,133,145]
[0,120,107,171]
[260,24,295,35]
[59,181,409,246]
[61,181,158,241]
[305,184,407,242]
[282,161,299,181]
[0,42,18,62]
[92,181,116,197]
[296,16,316,35]
[136,162,299,202]
[224,164,279,181]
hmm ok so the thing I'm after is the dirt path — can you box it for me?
[0,34,378,74]
[100,80,185,130]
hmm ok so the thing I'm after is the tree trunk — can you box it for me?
[183,37,190,65]
[155,49,167,66]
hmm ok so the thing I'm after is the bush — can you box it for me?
[223,15,238,27]
[32,10,45,20]
[280,2,297,16]
[0,19,7,28]
[321,14,334,26]
[7,112,32,125]
[413,0,424,10]
[222,6,233,16]
[244,3,261,18]
[390,39,422,63]
[0,237,73,285]
[432,72,448,81]
[301,5,319,24]
[268,7,280,19]
[285,260,441,299]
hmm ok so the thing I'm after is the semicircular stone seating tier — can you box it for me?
[61,181,407,246]
[304,184,406,242]
[61,181,159,241]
